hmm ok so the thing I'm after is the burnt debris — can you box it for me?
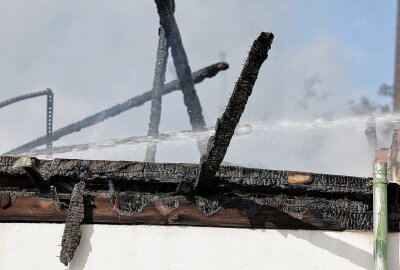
[0,1,383,268]
[60,181,85,266]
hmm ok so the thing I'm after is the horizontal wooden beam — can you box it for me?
[0,191,378,231]
[0,156,372,199]
[1,156,391,231]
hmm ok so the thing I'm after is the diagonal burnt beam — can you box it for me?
[6,62,228,155]
[145,27,169,162]
[195,32,274,191]
[60,181,85,266]
[155,0,207,152]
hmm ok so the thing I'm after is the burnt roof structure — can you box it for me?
[0,0,393,267]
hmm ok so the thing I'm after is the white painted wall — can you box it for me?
[0,223,399,270]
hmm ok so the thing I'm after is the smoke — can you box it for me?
[0,1,395,176]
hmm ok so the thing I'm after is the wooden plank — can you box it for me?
[287,172,311,185]
[0,192,376,231]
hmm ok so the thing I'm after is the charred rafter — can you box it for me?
[195,32,274,192]
[145,27,169,162]
[155,0,207,152]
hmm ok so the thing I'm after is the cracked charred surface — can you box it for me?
[0,156,372,198]
[60,181,85,266]
[196,32,274,192]
[0,156,388,231]
[0,191,380,230]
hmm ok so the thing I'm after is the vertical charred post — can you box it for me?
[390,129,400,182]
[194,32,274,192]
[145,27,169,162]
[154,0,207,152]
[60,181,86,266]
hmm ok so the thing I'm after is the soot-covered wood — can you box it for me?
[0,155,379,231]
[196,32,274,192]
[0,156,372,198]
[145,26,169,162]
[155,0,207,154]
[0,191,378,231]
[60,181,85,266]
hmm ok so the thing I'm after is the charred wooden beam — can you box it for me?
[60,181,85,266]
[195,32,274,191]
[390,129,400,182]
[0,191,376,231]
[0,156,371,198]
[13,157,49,192]
[0,192,10,209]
[0,156,389,231]
[145,27,169,162]
[6,62,228,155]
[155,0,207,148]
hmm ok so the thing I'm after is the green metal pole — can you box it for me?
[373,162,388,270]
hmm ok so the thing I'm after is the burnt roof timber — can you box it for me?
[196,32,274,192]
[0,191,376,231]
[0,156,372,198]
[145,27,169,162]
[5,156,400,231]
[155,0,207,153]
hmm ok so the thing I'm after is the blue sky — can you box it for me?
[288,0,397,96]
[0,1,398,154]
